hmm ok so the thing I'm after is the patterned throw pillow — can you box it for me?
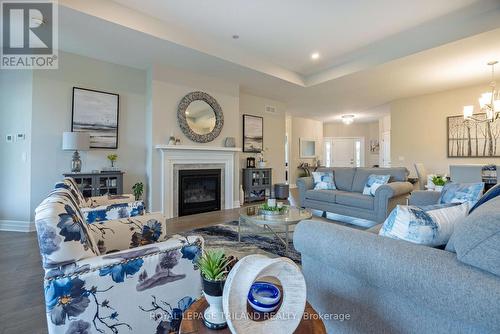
[312,171,336,190]
[438,182,484,206]
[468,183,500,214]
[362,174,390,196]
[379,202,469,246]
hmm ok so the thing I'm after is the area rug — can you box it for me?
[179,220,302,264]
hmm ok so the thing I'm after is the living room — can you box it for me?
[1,1,499,334]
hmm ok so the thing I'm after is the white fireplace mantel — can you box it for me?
[156,145,242,218]
[155,144,242,152]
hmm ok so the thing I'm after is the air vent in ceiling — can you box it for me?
[265,105,277,114]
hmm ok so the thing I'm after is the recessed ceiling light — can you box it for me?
[311,52,320,60]
[232,35,239,39]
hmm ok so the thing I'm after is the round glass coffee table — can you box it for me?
[238,205,312,252]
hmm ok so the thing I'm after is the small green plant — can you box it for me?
[260,203,288,213]
[107,154,118,167]
[432,175,446,186]
[197,249,232,281]
[132,182,144,201]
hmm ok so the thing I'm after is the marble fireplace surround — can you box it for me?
[156,145,242,218]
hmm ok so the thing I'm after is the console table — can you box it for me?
[63,171,124,197]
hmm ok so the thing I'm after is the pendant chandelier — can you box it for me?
[463,61,500,123]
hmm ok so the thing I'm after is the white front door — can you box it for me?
[324,137,364,167]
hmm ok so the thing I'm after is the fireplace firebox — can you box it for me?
[178,169,221,216]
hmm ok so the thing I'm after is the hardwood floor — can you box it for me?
[0,230,48,334]
[0,189,300,333]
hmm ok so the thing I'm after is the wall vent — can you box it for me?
[265,105,277,114]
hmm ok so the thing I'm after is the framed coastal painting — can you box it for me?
[71,87,120,149]
[447,113,500,157]
[243,114,263,153]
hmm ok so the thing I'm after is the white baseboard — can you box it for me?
[232,201,241,208]
[289,184,297,189]
[0,220,35,232]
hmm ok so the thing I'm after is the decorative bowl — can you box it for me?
[247,282,281,312]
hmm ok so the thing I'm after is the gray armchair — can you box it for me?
[294,219,500,334]
[408,190,441,206]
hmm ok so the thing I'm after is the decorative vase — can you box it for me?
[202,277,227,330]
[434,185,444,192]
[239,185,245,206]
[224,137,236,147]
[71,151,82,173]
[258,161,266,168]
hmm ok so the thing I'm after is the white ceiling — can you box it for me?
[56,0,500,122]
[112,0,480,76]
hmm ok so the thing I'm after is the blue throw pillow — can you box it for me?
[312,171,336,190]
[379,202,469,246]
[438,182,484,206]
[468,183,500,214]
[362,174,390,196]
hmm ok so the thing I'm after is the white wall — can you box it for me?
[391,83,500,176]
[239,93,287,184]
[0,71,33,225]
[30,52,147,218]
[147,66,240,211]
[323,121,380,167]
[290,117,323,185]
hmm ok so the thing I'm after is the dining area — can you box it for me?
[414,163,499,192]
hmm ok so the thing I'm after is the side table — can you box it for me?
[179,297,326,334]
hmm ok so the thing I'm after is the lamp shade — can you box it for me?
[463,105,474,119]
[62,132,90,151]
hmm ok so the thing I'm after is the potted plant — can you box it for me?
[132,182,143,201]
[432,175,446,192]
[107,154,118,168]
[197,249,235,330]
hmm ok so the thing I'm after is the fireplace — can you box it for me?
[178,169,221,216]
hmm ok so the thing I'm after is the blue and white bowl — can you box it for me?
[247,282,281,312]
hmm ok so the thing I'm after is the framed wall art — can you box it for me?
[243,114,263,153]
[447,113,500,157]
[71,87,120,149]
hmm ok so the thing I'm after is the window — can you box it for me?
[324,140,332,167]
[355,140,361,167]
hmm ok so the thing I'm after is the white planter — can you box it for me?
[434,185,444,192]
[203,293,227,330]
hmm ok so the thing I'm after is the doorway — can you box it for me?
[380,131,391,167]
[324,137,365,167]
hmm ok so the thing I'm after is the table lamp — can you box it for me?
[62,132,90,172]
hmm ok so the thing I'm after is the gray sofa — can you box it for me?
[297,167,413,223]
[294,195,500,334]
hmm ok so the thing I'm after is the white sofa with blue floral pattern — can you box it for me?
[55,178,146,223]
[35,186,203,334]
